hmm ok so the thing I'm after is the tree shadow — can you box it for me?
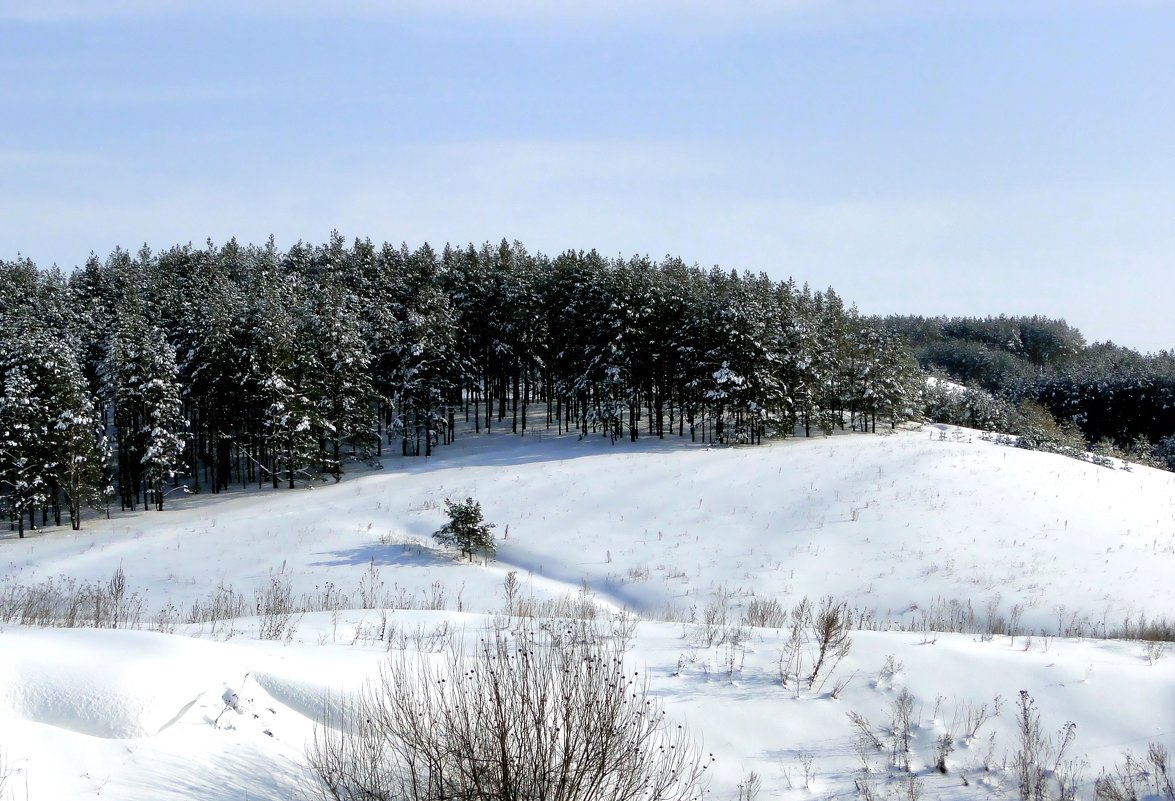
[379,427,712,474]
[310,542,452,569]
[117,743,320,801]
[0,527,56,542]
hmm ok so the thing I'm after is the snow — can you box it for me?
[1,422,1173,800]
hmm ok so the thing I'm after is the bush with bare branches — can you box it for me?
[1096,743,1175,801]
[309,619,712,801]
[1013,690,1082,801]
[778,596,854,694]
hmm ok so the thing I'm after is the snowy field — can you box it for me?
[2,422,1174,800]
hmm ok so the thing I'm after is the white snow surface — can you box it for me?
[1,422,1173,800]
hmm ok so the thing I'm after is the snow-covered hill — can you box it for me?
[2,424,1173,800]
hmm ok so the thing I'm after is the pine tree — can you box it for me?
[248,259,323,489]
[0,365,50,536]
[176,241,250,493]
[300,276,378,476]
[385,243,459,457]
[55,380,111,529]
[37,332,111,528]
[105,290,187,510]
[433,497,496,562]
[138,329,186,510]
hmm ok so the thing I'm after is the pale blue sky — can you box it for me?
[2,1,1172,352]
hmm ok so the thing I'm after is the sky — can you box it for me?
[1,0,1172,352]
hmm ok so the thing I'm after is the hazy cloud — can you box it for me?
[1,0,1126,28]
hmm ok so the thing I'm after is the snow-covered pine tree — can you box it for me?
[54,373,111,529]
[300,274,379,476]
[37,328,113,528]
[104,281,188,511]
[0,365,50,536]
[1,262,109,531]
[433,497,496,562]
[248,253,324,489]
[385,243,459,457]
[138,328,186,510]
[177,241,251,493]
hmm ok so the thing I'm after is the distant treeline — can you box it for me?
[886,314,1175,469]
[1,235,927,534]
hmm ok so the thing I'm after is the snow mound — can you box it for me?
[0,628,234,738]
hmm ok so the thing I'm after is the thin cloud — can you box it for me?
[0,149,112,169]
[0,0,1086,30]
[0,0,174,21]
[2,0,1149,21]
[0,0,822,23]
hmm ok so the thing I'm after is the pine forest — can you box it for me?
[2,234,1173,536]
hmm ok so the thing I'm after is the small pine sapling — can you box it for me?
[433,497,496,562]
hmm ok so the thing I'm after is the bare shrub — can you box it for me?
[854,772,880,801]
[1096,755,1143,801]
[357,558,384,610]
[901,773,924,801]
[877,654,903,687]
[186,581,248,631]
[848,710,883,773]
[423,580,447,611]
[305,581,347,615]
[829,669,857,699]
[0,570,144,629]
[742,596,787,629]
[403,621,454,653]
[950,695,1002,745]
[808,598,852,689]
[107,565,127,626]
[1154,744,1175,801]
[934,733,954,774]
[309,619,712,801]
[501,570,520,615]
[777,597,853,693]
[796,751,815,789]
[848,710,883,752]
[778,598,811,692]
[735,770,761,801]
[1013,691,1082,801]
[1136,616,1175,642]
[904,597,1175,642]
[1096,743,1175,801]
[510,584,601,621]
[151,602,180,634]
[890,688,914,772]
[699,587,732,647]
[1014,690,1047,801]
[609,608,640,652]
[255,571,301,641]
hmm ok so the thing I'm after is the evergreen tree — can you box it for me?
[0,365,50,536]
[177,241,250,494]
[138,329,187,510]
[38,331,110,528]
[55,375,111,529]
[433,497,496,562]
[1,264,109,531]
[105,289,187,511]
[385,243,459,457]
[248,256,324,489]
[306,279,379,473]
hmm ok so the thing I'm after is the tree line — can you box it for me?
[0,234,925,535]
[890,314,1175,469]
